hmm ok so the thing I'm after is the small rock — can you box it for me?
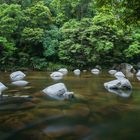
[10,71,26,81]
[114,71,125,79]
[58,68,68,75]
[91,69,100,75]
[50,72,63,80]
[73,69,80,76]
[108,70,117,75]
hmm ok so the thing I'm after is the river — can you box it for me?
[0,71,140,140]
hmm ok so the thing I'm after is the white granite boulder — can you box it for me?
[104,78,132,90]
[73,69,80,76]
[42,83,74,100]
[0,82,8,95]
[91,69,100,75]
[108,70,117,75]
[50,72,63,80]
[114,71,125,79]
[58,68,68,75]
[11,80,29,86]
[10,71,26,81]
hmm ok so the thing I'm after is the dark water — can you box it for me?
[0,71,140,140]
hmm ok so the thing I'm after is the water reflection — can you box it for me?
[43,92,74,100]
[106,88,132,98]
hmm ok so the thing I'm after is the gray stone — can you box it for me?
[120,63,136,76]
[42,83,74,100]
[108,70,117,75]
[63,92,74,99]
[114,71,125,79]
[10,71,26,81]
[91,68,100,75]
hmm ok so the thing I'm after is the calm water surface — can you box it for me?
[0,71,140,140]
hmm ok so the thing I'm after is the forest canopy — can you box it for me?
[0,0,139,70]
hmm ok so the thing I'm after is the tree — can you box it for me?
[95,0,140,24]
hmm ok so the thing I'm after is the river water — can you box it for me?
[0,71,140,140]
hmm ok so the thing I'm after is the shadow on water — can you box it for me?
[0,71,140,140]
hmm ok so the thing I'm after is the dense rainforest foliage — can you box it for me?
[0,0,139,71]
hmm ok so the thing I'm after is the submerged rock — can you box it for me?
[11,80,29,86]
[43,125,91,138]
[63,104,90,117]
[73,69,80,76]
[58,68,68,75]
[0,96,32,105]
[50,72,63,80]
[0,96,35,111]
[42,83,74,100]
[10,71,26,81]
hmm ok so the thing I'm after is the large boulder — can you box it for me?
[11,80,29,87]
[42,83,74,100]
[50,72,63,80]
[10,71,26,81]
[0,82,8,95]
[58,68,68,75]
[104,78,132,90]
[91,69,100,75]
[73,69,80,76]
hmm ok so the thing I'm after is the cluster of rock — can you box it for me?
[50,67,101,79]
[0,69,74,100]
[48,68,74,99]
[108,63,140,80]
[0,71,30,98]
[1,63,140,100]
[50,68,68,80]
[10,71,29,86]
[104,71,132,98]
